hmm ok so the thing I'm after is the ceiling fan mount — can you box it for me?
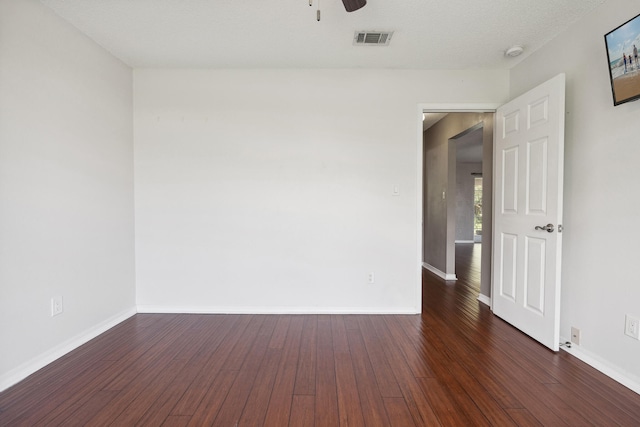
[312,0,366,21]
[342,0,367,12]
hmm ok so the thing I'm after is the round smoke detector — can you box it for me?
[505,45,524,57]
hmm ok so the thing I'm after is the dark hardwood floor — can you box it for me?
[1,243,639,425]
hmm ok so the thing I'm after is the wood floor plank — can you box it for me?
[3,360,117,426]
[331,315,366,426]
[452,346,524,410]
[100,314,180,362]
[238,348,283,426]
[392,317,508,427]
[186,369,238,426]
[269,315,291,349]
[425,369,493,427]
[54,390,119,427]
[455,340,572,426]
[382,315,435,379]
[221,315,269,371]
[441,361,518,427]
[334,349,366,427]
[294,315,317,396]
[134,315,243,426]
[209,316,278,425]
[110,360,187,426]
[85,356,187,425]
[171,314,227,361]
[497,338,560,385]
[356,316,404,398]
[346,328,391,427]
[488,347,591,425]
[0,333,132,423]
[331,314,350,354]
[170,314,255,416]
[505,408,545,427]
[545,382,634,427]
[162,415,191,427]
[102,315,189,392]
[314,316,340,427]
[289,394,315,426]
[417,377,478,426]
[369,316,442,426]
[263,315,304,427]
[393,316,519,426]
[552,349,640,419]
[31,317,183,424]
[383,397,417,427]
[343,315,360,331]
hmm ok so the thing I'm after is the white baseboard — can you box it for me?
[477,293,491,307]
[0,307,137,393]
[136,305,419,315]
[559,336,640,396]
[455,240,475,244]
[422,262,457,281]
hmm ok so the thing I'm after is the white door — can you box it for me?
[492,74,565,351]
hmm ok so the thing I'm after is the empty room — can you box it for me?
[1,0,640,425]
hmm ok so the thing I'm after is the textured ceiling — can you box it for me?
[40,0,605,69]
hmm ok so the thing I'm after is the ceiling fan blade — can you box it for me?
[342,0,366,12]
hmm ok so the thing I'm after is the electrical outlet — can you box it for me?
[570,327,580,345]
[368,272,375,284]
[625,315,640,339]
[51,296,63,317]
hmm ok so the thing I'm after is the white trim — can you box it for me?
[477,293,491,307]
[0,307,137,392]
[416,106,425,314]
[420,103,501,113]
[455,240,475,244]
[137,305,419,315]
[560,336,640,396]
[422,262,457,281]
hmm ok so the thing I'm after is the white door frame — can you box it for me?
[416,103,500,311]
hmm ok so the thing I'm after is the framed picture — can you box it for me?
[605,12,640,106]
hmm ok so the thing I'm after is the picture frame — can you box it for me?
[605,12,640,106]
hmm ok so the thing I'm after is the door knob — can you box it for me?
[535,223,554,233]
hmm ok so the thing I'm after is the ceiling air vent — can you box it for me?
[353,31,393,46]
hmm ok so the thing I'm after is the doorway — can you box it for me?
[419,108,496,307]
[418,76,565,350]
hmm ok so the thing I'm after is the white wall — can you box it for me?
[134,69,508,313]
[0,0,135,390]
[510,0,640,385]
